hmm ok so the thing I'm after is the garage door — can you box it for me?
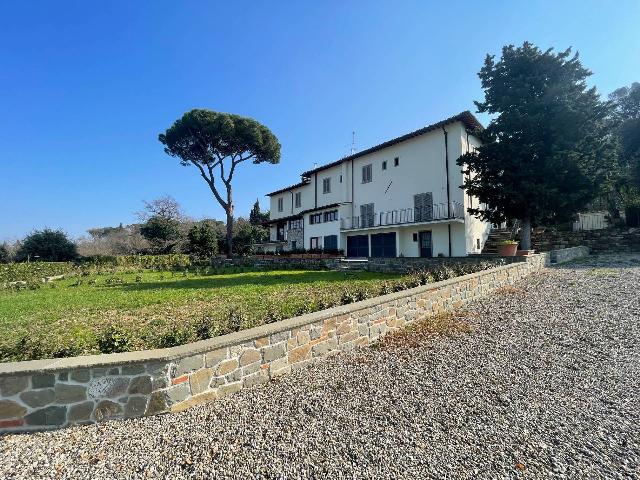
[346,235,369,258]
[370,232,396,258]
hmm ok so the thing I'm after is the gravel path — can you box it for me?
[2,254,639,479]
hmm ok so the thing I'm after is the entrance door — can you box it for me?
[418,231,432,258]
[347,235,369,258]
[370,232,397,258]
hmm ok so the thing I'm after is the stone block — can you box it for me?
[189,369,212,395]
[58,372,68,381]
[254,337,270,348]
[70,369,91,383]
[128,375,153,395]
[288,344,311,363]
[239,349,261,367]
[296,331,311,346]
[124,397,148,418]
[269,331,289,343]
[121,364,146,376]
[243,370,269,388]
[88,377,130,399]
[24,406,67,426]
[262,343,286,363]
[55,384,87,404]
[312,338,338,356]
[94,400,122,421]
[205,348,228,368]
[217,359,239,376]
[242,362,261,376]
[20,388,55,408]
[271,366,291,378]
[0,376,29,397]
[170,390,219,413]
[68,401,94,422]
[175,355,204,376]
[32,374,55,389]
[0,400,27,419]
[218,381,242,397]
[145,391,167,415]
[338,331,358,345]
[166,383,190,405]
[107,368,120,375]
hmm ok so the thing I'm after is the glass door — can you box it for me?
[419,231,432,258]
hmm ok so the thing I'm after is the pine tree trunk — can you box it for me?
[226,211,234,258]
[520,217,532,250]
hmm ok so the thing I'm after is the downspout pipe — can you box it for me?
[442,126,452,257]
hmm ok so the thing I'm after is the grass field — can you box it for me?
[0,269,402,362]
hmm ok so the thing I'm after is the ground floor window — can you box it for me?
[346,235,369,257]
[310,237,320,250]
[323,235,337,250]
[371,232,396,258]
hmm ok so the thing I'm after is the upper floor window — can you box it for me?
[309,213,322,224]
[382,160,387,170]
[362,164,372,183]
[277,197,284,212]
[322,177,331,194]
[289,219,302,229]
[394,157,400,167]
[294,192,302,208]
[339,174,343,183]
[323,210,338,222]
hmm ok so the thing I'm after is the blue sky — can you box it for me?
[1,1,638,241]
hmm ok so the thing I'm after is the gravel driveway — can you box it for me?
[1,254,639,479]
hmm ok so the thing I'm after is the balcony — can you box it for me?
[341,202,465,230]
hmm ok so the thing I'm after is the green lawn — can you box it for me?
[0,269,401,362]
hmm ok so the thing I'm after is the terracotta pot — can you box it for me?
[516,249,535,256]
[497,243,518,256]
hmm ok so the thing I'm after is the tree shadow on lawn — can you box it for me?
[110,270,373,292]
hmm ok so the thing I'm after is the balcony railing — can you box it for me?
[341,202,465,230]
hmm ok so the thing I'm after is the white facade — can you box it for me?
[262,112,491,258]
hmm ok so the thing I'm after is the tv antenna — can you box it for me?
[350,131,356,155]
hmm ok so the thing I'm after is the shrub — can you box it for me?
[187,221,219,259]
[0,244,9,264]
[15,229,78,262]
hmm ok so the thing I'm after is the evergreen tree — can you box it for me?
[458,42,617,249]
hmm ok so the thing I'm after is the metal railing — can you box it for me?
[341,202,464,230]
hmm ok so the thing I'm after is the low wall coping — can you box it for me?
[0,253,550,377]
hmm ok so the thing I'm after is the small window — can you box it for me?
[294,192,302,208]
[339,174,343,183]
[310,237,320,250]
[362,164,373,183]
[323,210,338,222]
[382,161,387,170]
[291,240,297,250]
[413,233,418,242]
[309,213,322,225]
[289,219,302,229]
[394,157,399,167]
[322,177,331,194]
[277,197,283,212]
[476,238,480,250]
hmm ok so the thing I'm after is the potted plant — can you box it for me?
[497,240,519,256]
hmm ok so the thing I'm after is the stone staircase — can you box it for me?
[481,228,514,255]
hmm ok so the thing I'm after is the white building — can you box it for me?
[261,111,491,258]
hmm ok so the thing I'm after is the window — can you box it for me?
[339,174,343,183]
[371,232,397,258]
[360,203,374,228]
[324,235,338,250]
[476,238,481,250]
[413,233,418,242]
[309,213,322,224]
[362,164,372,183]
[291,240,297,250]
[382,160,387,170]
[394,157,399,167]
[310,237,320,250]
[294,192,302,208]
[347,235,369,257]
[323,210,338,222]
[322,177,331,194]
[414,192,433,222]
[277,197,283,212]
[289,219,302,229]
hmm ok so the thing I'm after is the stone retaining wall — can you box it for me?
[366,256,521,273]
[549,246,590,264]
[0,248,586,433]
[210,257,341,270]
[532,227,640,253]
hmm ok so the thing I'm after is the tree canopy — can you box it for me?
[16,229,78,262]
[159,109,280,257]
[458,42,617,249]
